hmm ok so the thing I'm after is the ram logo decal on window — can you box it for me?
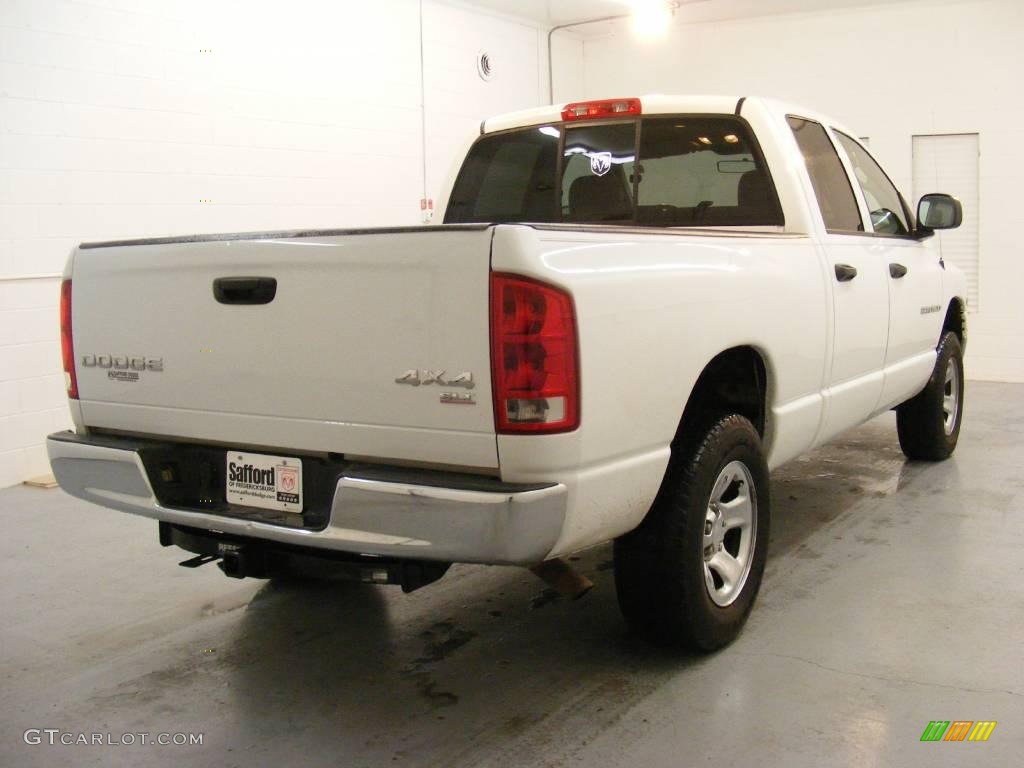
[589,152,612,177]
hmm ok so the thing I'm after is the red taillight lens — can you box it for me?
[60,279,78,399]
[490,273,579,434]
[561,97,641,122]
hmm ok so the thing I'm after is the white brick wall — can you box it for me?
[0,276,71,485]
[0,0,557,487]
[422,1,545,203]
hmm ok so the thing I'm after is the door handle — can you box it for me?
[834,263,858,282]
[889,263,908,279]
[213,277,277,305]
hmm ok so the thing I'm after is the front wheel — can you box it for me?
[614,414,770,652]
[897,331,964,461]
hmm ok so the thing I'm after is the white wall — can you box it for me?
[0,0,551,487]
[550,30,586,104]
[576,0,1024,383]
[422,1,549,207]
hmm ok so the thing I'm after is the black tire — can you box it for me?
[897,331,964,461]
[614,414,770,652]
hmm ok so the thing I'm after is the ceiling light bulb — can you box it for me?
[631,1,674,41]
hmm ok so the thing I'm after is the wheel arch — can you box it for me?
[672,346,770,452]
[943,297,967,352]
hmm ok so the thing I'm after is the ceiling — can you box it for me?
[462,0,939,30]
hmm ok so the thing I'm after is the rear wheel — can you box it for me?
[614,414,770,652]
[897,331,964,461]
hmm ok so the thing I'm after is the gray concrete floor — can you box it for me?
[1,382,1022,768]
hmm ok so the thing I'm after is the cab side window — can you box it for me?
[787,116,863,233]
[834,131,911,236]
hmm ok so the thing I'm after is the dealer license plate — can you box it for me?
[225,451,303,513]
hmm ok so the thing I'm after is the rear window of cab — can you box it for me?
[444,116,784,228]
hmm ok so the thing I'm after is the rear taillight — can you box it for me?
[561,98,641,122]
[490,273,579,434]
[60,279,78,399]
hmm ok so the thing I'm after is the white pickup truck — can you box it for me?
[48,95,966,651]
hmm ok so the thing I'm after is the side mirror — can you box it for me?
[917,193,962,233]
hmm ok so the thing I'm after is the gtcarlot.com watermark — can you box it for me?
[24,729,203,747]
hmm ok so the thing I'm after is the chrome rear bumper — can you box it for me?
[46,431,566,565]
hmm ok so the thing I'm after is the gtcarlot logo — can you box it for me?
[23,729,204,747]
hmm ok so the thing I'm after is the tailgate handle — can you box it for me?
[213,277,277,305]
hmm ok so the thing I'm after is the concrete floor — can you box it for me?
[1,381,1022,768]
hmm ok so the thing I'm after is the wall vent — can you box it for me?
[476,50,494,81]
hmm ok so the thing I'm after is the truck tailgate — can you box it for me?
[70,226,498,469]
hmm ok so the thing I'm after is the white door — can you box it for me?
[786,116,889,444]
[913,134,980,310]
[832,131,945,409]
[872,234,945,408]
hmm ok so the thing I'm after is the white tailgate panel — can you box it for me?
[72,228,498,469]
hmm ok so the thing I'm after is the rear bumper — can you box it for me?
[46,431,566,565]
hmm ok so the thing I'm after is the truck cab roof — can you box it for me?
[481,95,859,141]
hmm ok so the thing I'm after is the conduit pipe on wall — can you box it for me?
[546,14,629,104]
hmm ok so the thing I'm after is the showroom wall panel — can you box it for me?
[422,1,549,214]
[575,0,1023,383]
[0,0,560,487]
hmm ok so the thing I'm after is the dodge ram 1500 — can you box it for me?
[48,95,967,650]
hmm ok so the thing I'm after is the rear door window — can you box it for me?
[787,116,863,233]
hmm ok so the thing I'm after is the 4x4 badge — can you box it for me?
[395,370,474,389]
